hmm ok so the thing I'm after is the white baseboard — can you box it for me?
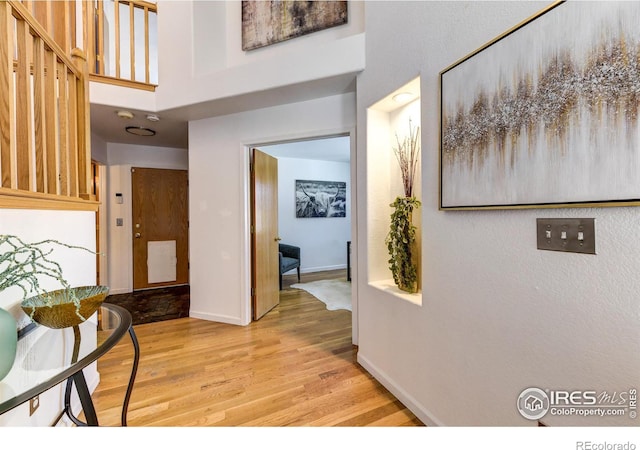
[297,264,347,274]
[357,352,444,427]
[189,309,247,326]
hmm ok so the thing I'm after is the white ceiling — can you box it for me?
[89,73,357,152]
[90,104,189,149]
[258,135,351,163]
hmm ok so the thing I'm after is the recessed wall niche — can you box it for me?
[366,76,422,305]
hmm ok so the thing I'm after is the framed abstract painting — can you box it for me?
[440,1,640,210]
[242,1,348,51]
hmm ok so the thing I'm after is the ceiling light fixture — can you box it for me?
[125,126,156,137]
[146,114,160,122]
[392,92,414,103]
[116,110,134,119]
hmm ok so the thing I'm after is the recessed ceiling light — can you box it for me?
[126,126,156,136]
[392,92,414,103]
[116,110,134,119]
[146,114,160,122]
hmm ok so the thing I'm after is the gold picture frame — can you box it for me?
[439,1,640,210]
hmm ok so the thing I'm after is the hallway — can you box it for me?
[91,277,422,426]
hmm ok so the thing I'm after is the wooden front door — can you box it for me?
[132,167,189,290]
[251,149,280,320]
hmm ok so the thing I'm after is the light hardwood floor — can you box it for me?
[91,270,424,426]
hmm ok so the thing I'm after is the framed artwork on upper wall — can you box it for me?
[439,1,640,210]
[295,179,346,218]
[241,1,348,51]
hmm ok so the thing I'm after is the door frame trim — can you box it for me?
[241,127,358,342]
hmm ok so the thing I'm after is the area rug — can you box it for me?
[290,279,352,312]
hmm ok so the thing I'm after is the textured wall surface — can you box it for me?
[356,1,640,426]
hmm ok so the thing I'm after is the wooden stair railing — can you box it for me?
[88,0,158,91]
[0,0,96,211]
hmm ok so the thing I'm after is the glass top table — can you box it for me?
[0,303,139,426]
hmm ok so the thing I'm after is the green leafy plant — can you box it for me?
[386,196,421,293]
[0,235,97,321]
[386,118,421,293]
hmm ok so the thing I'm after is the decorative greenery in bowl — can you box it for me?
[21,285,109,329]
[0,235,103,327]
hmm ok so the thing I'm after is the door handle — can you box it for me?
[135,233,141,239]
[275,237,282,242]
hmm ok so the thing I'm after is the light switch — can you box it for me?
[536,218,595,254]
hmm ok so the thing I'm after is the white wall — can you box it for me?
[89,81,157,113]
[276,157,351,273]
[356,1,640,427]
[91,132,108,165]
[155,1,364,112]
[189,93,356,326]
[105,143,188,294]
[0,210,97,426]
[107,143,188,167]
[193,1,227,75]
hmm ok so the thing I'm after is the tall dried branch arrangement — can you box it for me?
[393,118,420,198]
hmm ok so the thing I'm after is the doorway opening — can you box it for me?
[250,134,353,321]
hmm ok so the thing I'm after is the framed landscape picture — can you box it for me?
[440,1,640,210]
[295,180,346,218]
[242,1,348,51]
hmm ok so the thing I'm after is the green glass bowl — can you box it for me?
[21,286,109,329]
